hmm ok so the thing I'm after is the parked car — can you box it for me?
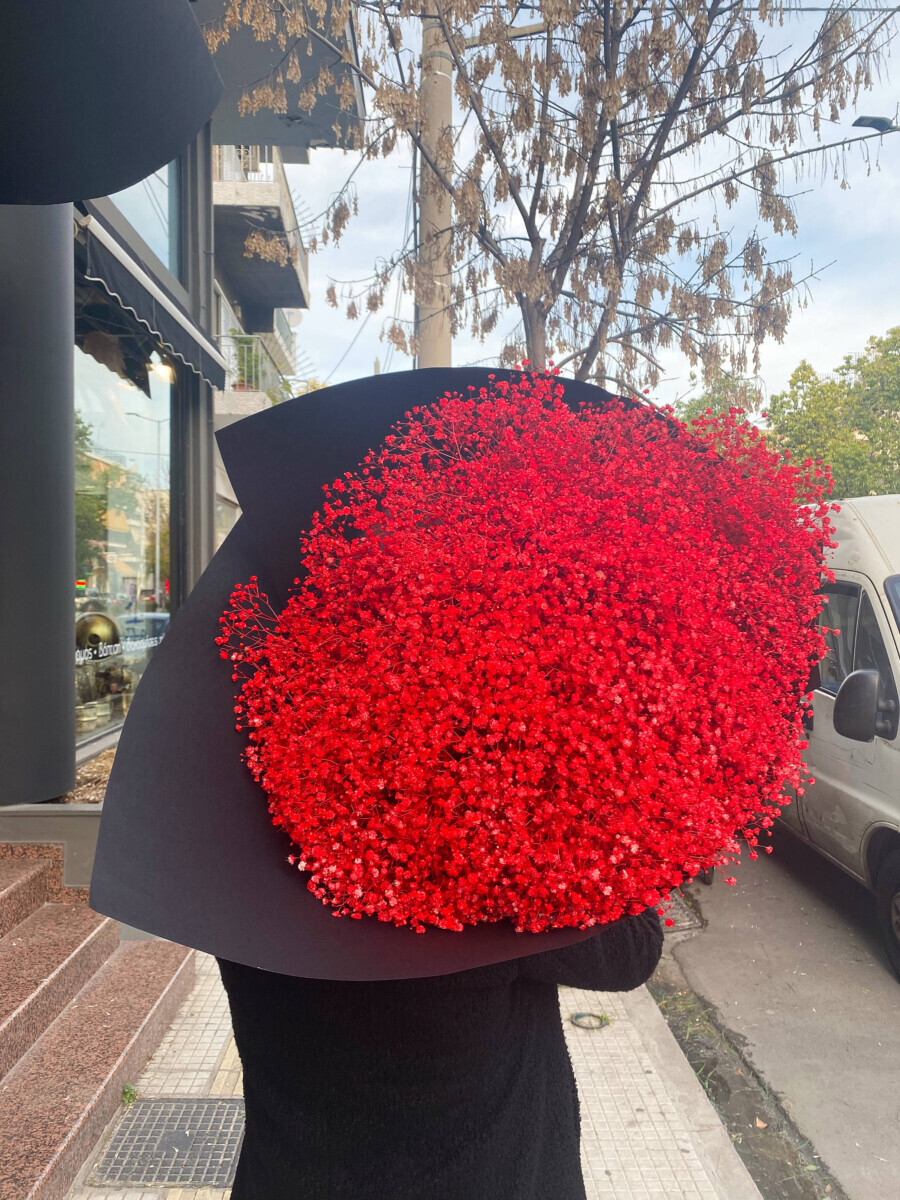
[779,495,900,977]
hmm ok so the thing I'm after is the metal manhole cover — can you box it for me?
[664,890,703,933]
[91,1098,244,1187]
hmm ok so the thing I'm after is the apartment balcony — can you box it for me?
[261,307,296,378]
[212,145,310,330]
[213,332,295,538]
[214,333,291,422]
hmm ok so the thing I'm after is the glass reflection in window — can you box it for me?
[108,160,181,277]
[817,587,860,695]
[74,315,172,742]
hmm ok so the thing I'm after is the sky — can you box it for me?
[284,14,900,409]
[75,346,171,484]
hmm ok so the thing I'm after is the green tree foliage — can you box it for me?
[74,412,148,580]
[767,332,900,499]
[75,412,107,578]
[836,327,900,492]
[674,373,765,425]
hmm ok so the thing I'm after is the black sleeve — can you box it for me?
[514,907,663,991]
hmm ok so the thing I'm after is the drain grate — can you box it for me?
[91,1098,244,1188]
[663,890,703,933]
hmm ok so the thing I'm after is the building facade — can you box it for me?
[0,9,363,805]
[211,143,309,548]
[70,136,221,754]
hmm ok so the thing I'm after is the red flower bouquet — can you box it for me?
[219,371,834,934]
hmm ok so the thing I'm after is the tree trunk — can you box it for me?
[575,291,618,383]
[417,13,453,368]
[520,297,547,370]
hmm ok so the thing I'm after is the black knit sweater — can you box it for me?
[218,907,662,1200]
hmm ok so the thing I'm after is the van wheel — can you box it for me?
[875,849,900,980]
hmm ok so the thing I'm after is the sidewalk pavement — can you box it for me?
[66,951,763,1200]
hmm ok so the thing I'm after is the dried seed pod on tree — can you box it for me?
[202,0,897,391]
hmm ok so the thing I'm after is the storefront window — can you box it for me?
[74,307,173,743]
[108,160,181,277]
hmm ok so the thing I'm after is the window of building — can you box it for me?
[75,282,173,743]
[108,160,181,277]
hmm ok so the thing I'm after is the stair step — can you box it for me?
[0,860,50,940]
[0,939,194,1200]
[0,905,118,1082]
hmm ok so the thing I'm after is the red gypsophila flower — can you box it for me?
[218,371,835,934]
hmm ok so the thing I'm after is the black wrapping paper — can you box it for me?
[91,368,631,979]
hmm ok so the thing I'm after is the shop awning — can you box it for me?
[77,204,227,390]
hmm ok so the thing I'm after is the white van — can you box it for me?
[779,496,900,977]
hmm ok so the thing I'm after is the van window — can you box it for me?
[817,585,860,694]
[854,591,899,740]
[886,575,900,633]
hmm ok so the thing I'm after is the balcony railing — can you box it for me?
[274,307,294,351]
[218,333,289,398]
[213,144,276,184]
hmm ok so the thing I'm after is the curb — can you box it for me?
[623,985,764,1200]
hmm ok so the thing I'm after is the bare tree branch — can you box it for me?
[208,0,900,385]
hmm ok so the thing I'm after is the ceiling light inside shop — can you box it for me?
[147,351,175,385]
[150,361,176,384]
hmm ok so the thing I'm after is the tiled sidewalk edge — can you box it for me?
[623,986,762,1200]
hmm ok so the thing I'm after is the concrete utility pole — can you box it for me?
[416,13,453,368]
[127,413,170,606]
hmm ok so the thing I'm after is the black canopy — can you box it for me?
[0,0,222,206]
[80,203,226,390]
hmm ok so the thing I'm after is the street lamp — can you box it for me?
[126,412,170,608]
[852,115,899,133]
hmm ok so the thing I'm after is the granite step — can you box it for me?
[0,904,119,1082]
[0,938,194,1200]
[0,859,50,940]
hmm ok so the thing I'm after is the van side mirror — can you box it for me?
[833,670,880,742]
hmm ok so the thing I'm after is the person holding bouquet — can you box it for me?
[92,367,833,1200]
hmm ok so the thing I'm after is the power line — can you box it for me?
[323,309,374,384]
[382,160,416,374]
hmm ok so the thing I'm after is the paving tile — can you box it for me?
[562,985,725,1200]
[69,963,747,1200]
[209,1039,243,1098]
[0,941,193,1200]
[137,955,232,1098]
